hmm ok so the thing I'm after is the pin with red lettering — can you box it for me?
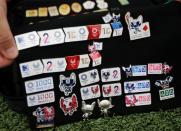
[148,63,163,74]
[33,106,55,128]
[27,91,55,107]
[59,73,76,96]
[59,94,78,116]
[125,93,151,107]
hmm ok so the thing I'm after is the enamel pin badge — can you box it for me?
[155,76,175,100]
[125,12,151,40]
[122,65,147,77]
[81,101,96,120]
[97,98,114,117]
[59,94,78,116]
[59,73,76,96]
[33,106,55,128]
[155,76,173,89]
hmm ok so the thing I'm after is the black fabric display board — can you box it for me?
[0,1,181,129]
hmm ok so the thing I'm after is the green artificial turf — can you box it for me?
[0,96,181,131]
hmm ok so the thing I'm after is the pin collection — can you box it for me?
[26,0,110,18]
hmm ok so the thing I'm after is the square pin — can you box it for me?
[38,7,48,17]
[26,9,38,17]
[48,6,59,17]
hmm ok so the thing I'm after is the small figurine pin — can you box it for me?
[81,101,96,121]
[97,98,114,117]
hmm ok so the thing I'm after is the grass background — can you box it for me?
[0,96,181,131]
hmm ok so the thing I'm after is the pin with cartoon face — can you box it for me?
[122,65,132,78]
[125,12,150,40]
[59,94,78,116]
[59,73,76,96]
[155,76,175,100]
[33,106,55,128]
[155,76,173,89]
[80,84,101,100]
[162,62,172,74]
[81,101,96,120]
[102,83,122,97]
[97,98,114,117]
[101,67,121,82]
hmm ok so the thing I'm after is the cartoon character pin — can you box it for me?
[162,62,172,74]
[122,65,132,77]
[122,65,147,77]
[155,76,173,89]
[125,95,138,107]
[59,94,78,116]
[33,106,55,128]
[59,73,76,96]
[97,98,114,117]
[125,12,150,40]
[81,101,96,120]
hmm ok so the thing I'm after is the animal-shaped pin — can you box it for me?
[155,76,173,89]
[103,86,112,95]
[81,101,96,120]
[125,83,135,93]
[33,106,55,124]
[125,12,143,34]
[59,73,76,96]
[162,62,172,74]
[122,65,132,77]
[112,13,120,22]
[102,71,110,80]
[91,85,99,94]
[59,94,78,116]
[97,98,114,117]
[125,95,138,106]
[90,70,97,79]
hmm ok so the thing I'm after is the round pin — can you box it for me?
[54,31,61,38]
[28,34,35,40]
[81,74,87,80]
[79,28,86,34]
[59,4,71,16]
[83,1,96,10]
[27,82,33,88]
[71,2,82,13]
